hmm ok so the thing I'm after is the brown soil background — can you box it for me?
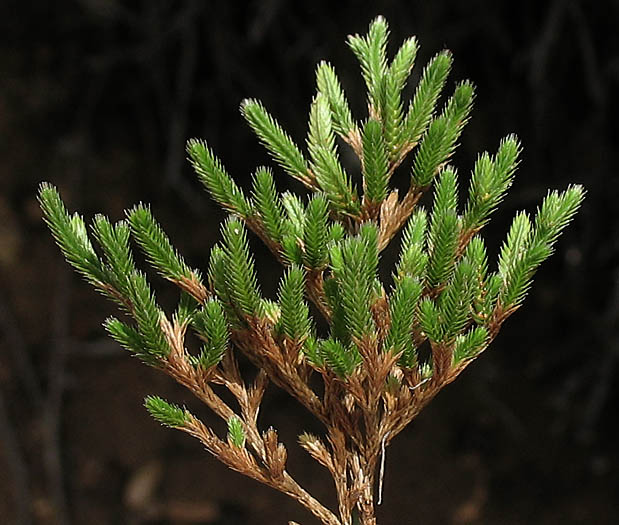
[1,1,618,524]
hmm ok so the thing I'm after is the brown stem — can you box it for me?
[377,186,425,252]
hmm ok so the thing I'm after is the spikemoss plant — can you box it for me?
[39,16,584,525]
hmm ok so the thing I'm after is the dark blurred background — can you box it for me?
[1,1,618,524]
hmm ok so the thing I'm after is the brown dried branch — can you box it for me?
[377,186,425,252]
[175,273,209,304]
[157,307,342,524]
[232,319,328,424]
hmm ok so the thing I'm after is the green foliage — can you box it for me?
[307,93,359,214]
[383,37,418,157]
[187,139,252,216]
[38,183,106,285]
[396,208,429,282]
[145,396,187,428]
[251,167,286,243]
[241,99,310,185]
[104,317,154,364]
[401,51,452,150]
[126,271,170,358]
[348,16,389,112]
[418,297,441,342]
[315,61,356,138]
[412,106,468,187]
[362,119,389,203]
[127,204,193,282]
[330,225,379,341]
[303,195,329,269]
[385,276,422,364]
[437,260,475,342]
[463,135,521,231]
[302,334,324,367]
[426,170,460,287]
[453,326,488,364]
[497,186,585,308]
[91,216,134,288]
[39,18,585,514]
[193,299,229,369]
[227,416,246,447]
[319,338,361,377]
[278,265,312,341]
[220,219,263,318]
[208,245,234,313]
[281,192,306,264]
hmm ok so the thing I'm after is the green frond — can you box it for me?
[396,208,429,282]
[497,211,533,281]
[327,223,346,245]
[401,50,452,149]
[441,80,475,129]
[431,168,459,217]
[418,297,441,342]
[307,94,359,214]
[308,93,335,152]
[176,291,198,326]
[303,195,330,269]
[208,245,233,309]
[281,193,306,265]
[126,271,170,359]
[381,37,418,155]
[531,185,585,251]
[192,299,229,369]
[497,211,534,307]
[388,36,419,93]
[278,265,312,341]
[311,148,360,214]
[145,396,188,428]
[323,277,349,344]
[38,183,106,285]
[412,112,463,187]
[347,15,389,111]
[437,260,474,341]
[301,334,323,367]
[462,236,489,311]
[186,139,252,216]
[91,215,134,296]
[251,167,286,243]
[333,229,378,340]
[315,61,356,138]
[382,37,419,155]
[227,416,246,447]
[260,298,281,324]
[498,186,585,308]
[401,208,429,248]
[241,99,311,186]
[281,234,304,266]
[221,219,263,318]
[319,338,361,378]
[358,223,380,285]
[426,211,459,288]
[127,204,194,283]
[281,192,306,238]
[385,276,422,358]
[480,273,502,318]
[493,134,521,183]
[396,244,428,283]
[104,317,155,364]
[462,135,521,231]
[362,119,389,203]
[427,171,460,287]
[453,326,488,364]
